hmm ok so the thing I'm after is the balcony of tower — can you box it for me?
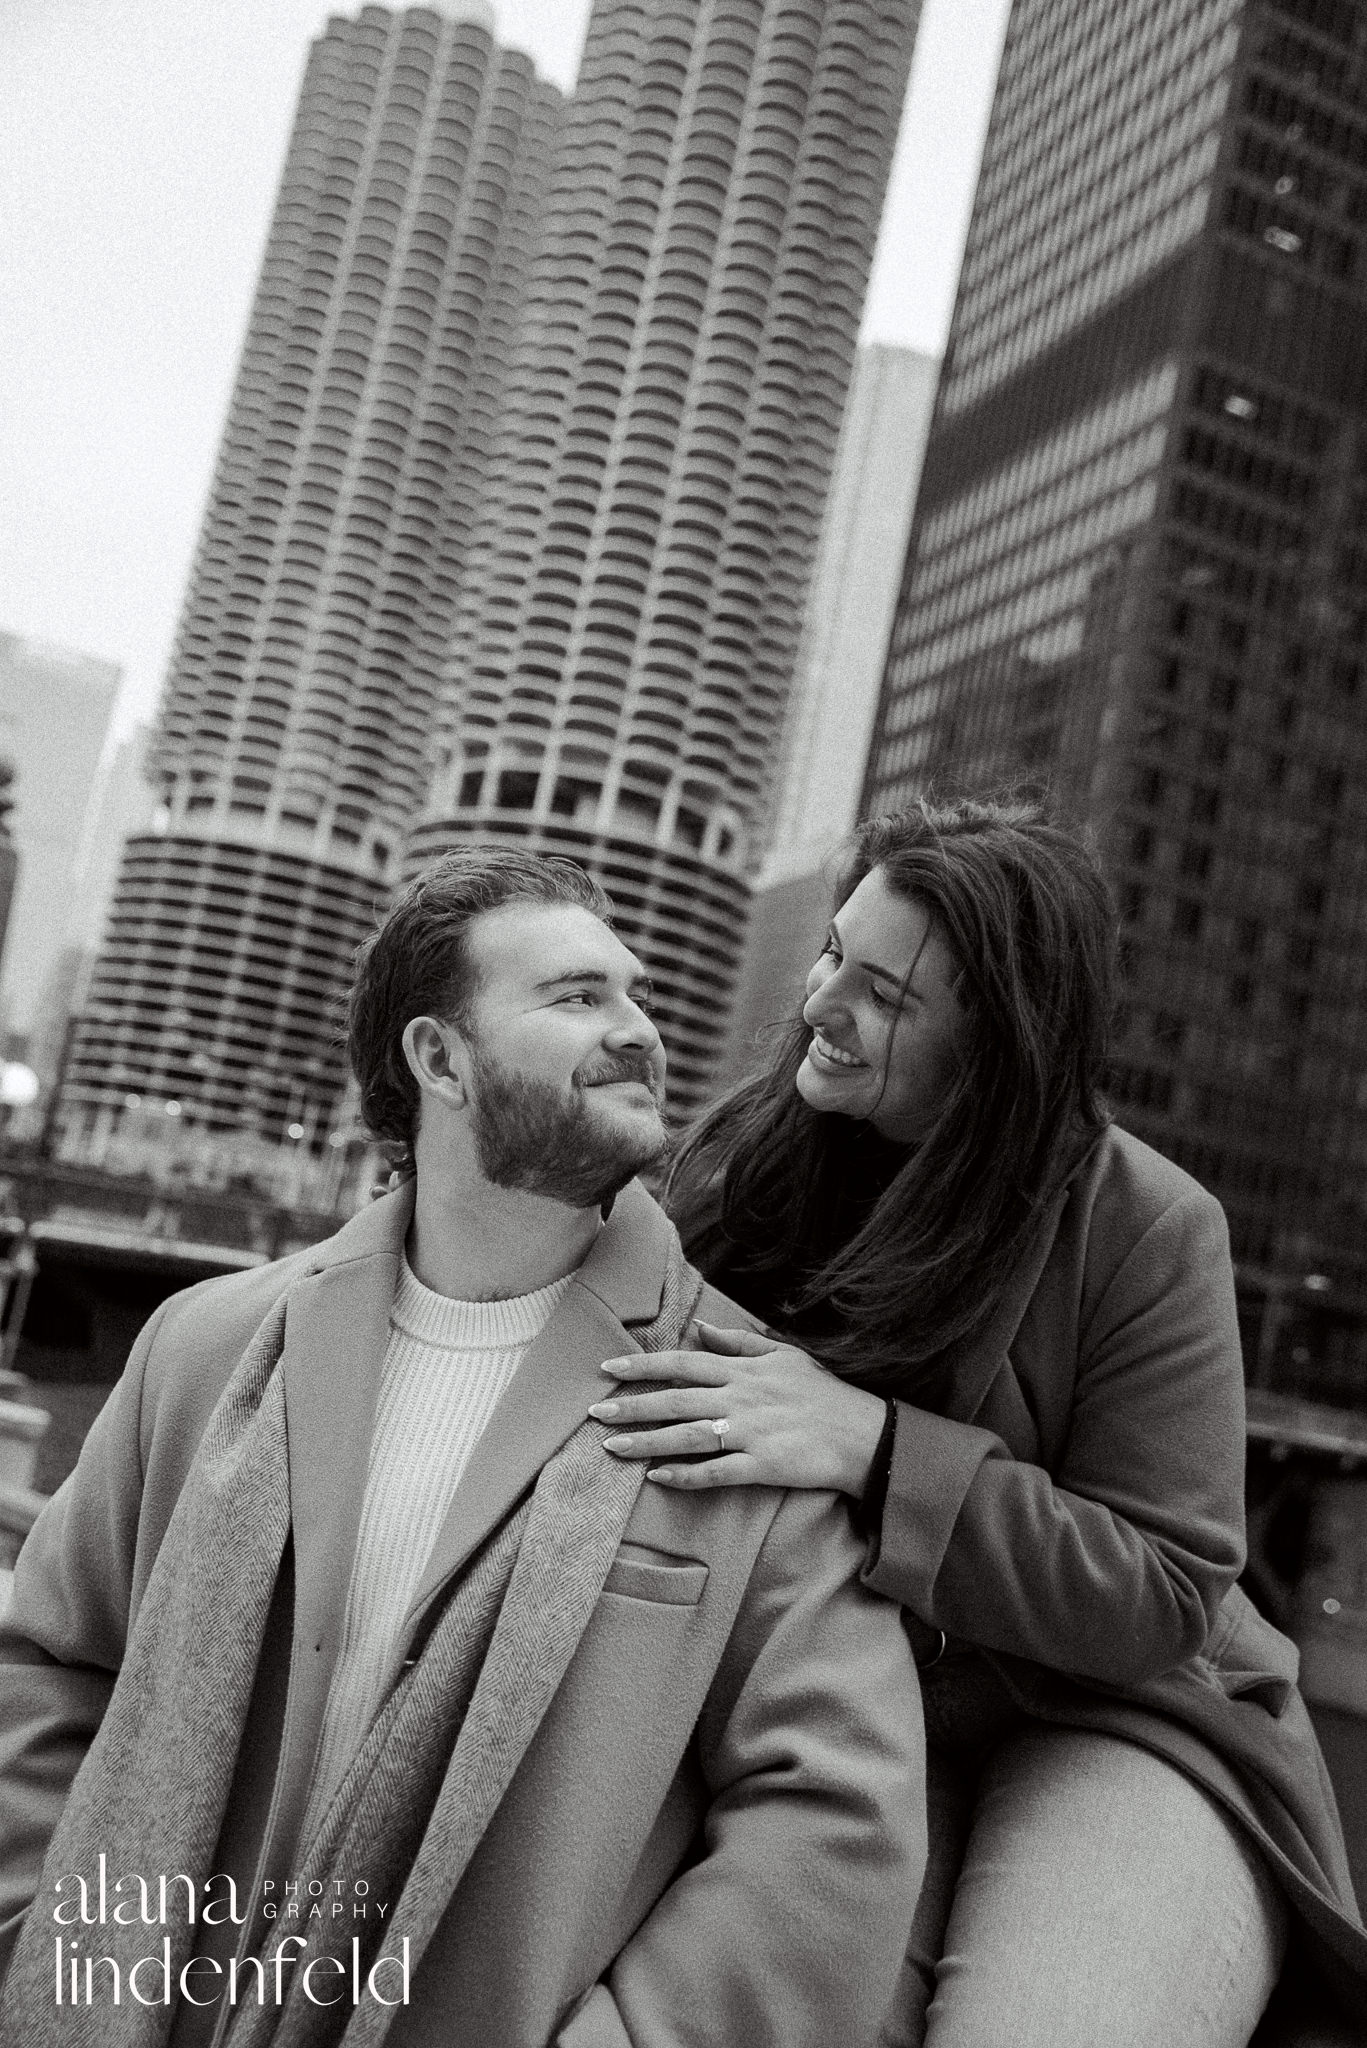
[411,733,746,872]
[55,847,389,1160]
[154,777,401,887]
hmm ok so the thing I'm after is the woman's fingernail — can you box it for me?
[588,1400,620,1420]
[599,1360,624,1375]
[601,1435,630,1454]
[646,1468,674,1483]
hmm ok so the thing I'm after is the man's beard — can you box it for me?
[467,1041,669,1206]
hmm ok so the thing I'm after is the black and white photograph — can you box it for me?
[1,1,1366,2041]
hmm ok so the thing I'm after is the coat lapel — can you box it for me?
[277,1255,398,1759]
[248,1175,677,1862]
[943,1186,1069,1427]
[265,1188,414,1872]
[399,1285,638,1643]
[398,1181,673,1650]
[383,1424,648,1993]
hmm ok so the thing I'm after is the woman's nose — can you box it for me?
[803,958,842,1026]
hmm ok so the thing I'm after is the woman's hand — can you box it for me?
[589,1321,888,1495]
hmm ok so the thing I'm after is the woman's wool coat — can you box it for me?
[860,1123,1367,2019]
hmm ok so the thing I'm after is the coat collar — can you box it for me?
[935,1128,1115,1428]
[940,1183,1070,1426]
[297,1172,671,1327]
[264,1172,679,1867]
[393,1180,676,1640]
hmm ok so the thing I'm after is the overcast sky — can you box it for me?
[0,0,1012,742]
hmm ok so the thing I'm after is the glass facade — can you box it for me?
[865,0,1367,1399]
[876,359,1178,790]
[941,0,1243,415]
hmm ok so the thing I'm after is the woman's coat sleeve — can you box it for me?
[862,1184,1247,1685]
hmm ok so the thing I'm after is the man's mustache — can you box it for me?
[575,1053,663,1099]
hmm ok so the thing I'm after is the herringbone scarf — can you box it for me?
[1,1235,701,2048]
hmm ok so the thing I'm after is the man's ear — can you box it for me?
[401,1016,470,1111]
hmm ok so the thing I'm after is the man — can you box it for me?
[0,850,925,2048]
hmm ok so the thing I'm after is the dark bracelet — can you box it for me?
[856,1397,898,1527]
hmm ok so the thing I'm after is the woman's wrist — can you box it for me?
[835,1383,895,1497]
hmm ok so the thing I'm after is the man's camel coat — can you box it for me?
[0,1181,925,2048]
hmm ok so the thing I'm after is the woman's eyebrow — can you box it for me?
[862,957,911,987]
[829,916,910,989]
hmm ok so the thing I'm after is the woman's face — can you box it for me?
[796,868,967,1142]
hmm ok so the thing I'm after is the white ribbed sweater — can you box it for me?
[299,1254,574,1840]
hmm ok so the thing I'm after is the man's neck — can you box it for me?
[406,1169,601,1302]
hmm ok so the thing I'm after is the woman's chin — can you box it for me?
[795,1054,864,1117]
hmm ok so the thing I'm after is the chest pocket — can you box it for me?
[602,1540,709,1606]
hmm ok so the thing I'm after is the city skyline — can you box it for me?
[1,0,1011,747]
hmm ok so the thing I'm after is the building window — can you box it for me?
[497,770,538,811]
[1152,1010,1186,1053]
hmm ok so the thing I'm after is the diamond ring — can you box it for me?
[709,1417,732,1442]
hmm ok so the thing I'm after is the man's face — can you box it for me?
[457,902,669,1206]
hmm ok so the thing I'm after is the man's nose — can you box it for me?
[605,1001,663,1052]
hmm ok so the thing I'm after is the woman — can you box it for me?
[587,796,1367,2046]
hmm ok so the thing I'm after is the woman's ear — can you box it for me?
[401,1015,469,1111]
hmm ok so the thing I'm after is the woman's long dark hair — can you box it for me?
[667,795,1117,1394]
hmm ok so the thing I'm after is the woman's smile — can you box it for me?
[807,1030,868,1072]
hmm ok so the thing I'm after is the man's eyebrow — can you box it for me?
[533,968,654,996]
[534,968,609,991]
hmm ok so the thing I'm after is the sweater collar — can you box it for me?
[390,1253,575,1349]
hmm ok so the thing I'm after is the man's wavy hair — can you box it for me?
[667,794,1117,1394]
[347,847,611,1162]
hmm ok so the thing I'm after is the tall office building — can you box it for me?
[723,343,939,1080]
[0,634,121,1050]
[53,4,561,1160]
[863,0,1367,1382]
[408,0,922,1111]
